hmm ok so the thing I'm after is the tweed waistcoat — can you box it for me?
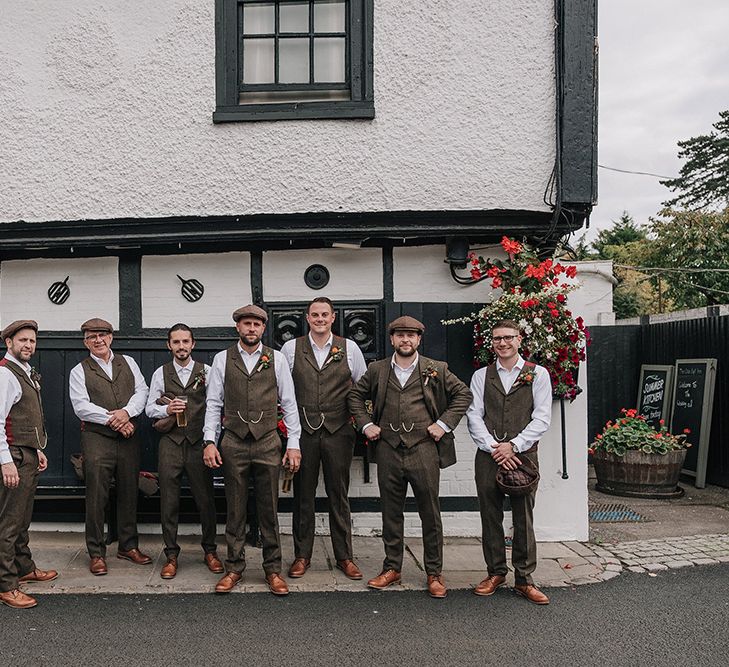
[81,355,136,439]
[0,359,46,449]
[379,370,433,448]
[483,362,535,443]
[223,345,278,440]
[162,360,206,444]
[292,335,351,435]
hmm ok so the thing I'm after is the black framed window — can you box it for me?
[214,0,374,122]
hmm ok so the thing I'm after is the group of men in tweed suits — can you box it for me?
[0,298,552,608]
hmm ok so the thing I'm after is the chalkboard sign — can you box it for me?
[636,365,674,428]
[670,358,717,488]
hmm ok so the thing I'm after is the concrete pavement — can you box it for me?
[16,468,729,595]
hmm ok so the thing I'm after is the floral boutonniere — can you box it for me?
[30,367,42,389]
[513,365,536,389]
[191,369,207,391]
[323,345,344,367]
[256,353,271,373]
[422,365,438,387]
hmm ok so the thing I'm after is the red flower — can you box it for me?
[557,294,566,303]
[471,268,482,280]
[492,276,503,288]
[566,266,577,278]
[683,428,691,434]
[486,266,501,278]
[500,237,522,255]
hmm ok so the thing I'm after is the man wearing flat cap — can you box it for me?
[0,320,58,609]
[69,318,151,575]
[145,323,222,580]
[203,304,302,596]
[348,316,472,598]
[280,296,367,581]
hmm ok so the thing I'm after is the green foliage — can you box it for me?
[661,110,729,210]
[646,208,729,307]
[590,409,691,457]
[591,212,648,258]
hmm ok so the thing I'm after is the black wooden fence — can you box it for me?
[588,314,729,487]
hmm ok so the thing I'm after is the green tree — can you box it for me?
[646,208,729,307]
[661,109,729,209]
[591,212,647,258]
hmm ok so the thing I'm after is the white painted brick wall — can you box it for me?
[0,257,119,331]
[141,252,252,328]
[263,248,383,302]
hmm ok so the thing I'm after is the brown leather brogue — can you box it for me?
[474,574,506,596]
[215,572,242,593]
[89,557,108,576]
[204,552,224,574]
[18,568,59,583]
[367,569,401,590]
[160,557,178,580]
[287,558,310,578]
[427,574,447,599]
[266,572,289,596]
[514,584,550,605]
[0,589,37,609]
[117,548,152,565]
[336,559,363,580]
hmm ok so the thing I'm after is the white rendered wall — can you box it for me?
[0,257,119,332]
[141,253,252,328]
[263,248,383,301]
[0,1,555,223]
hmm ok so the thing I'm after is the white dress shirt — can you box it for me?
[145,359,212,420]
[69,352,149,424]
[203,342,301,449]
[0,353,32,464]
[466,354,552,453]
[280,333,367,382]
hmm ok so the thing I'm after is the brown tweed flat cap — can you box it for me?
[80,318,114,333]
[1,319,39,341]
[232,304,268,323]
[388,315,425,335]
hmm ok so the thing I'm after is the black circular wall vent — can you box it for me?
[304,264,330,290]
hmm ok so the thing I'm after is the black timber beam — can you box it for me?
[0,209,586,259]
[559,0,598,205]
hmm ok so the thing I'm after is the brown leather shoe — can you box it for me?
[215,572,242,593]
[18,568,59,583]
[474,574,506,596]
[336,559,363,580]
[427,574,447,598]
[117,548,152,565]
[367,569,401,590]
[266,572,289,596]
[160,557,178,580]
[514,584,550,605]
[287,558,310,578]
[89,557,108,576]
[0,589,37,609]
[204,552,224,574]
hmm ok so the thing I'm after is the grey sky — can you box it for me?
[585,0,729,241]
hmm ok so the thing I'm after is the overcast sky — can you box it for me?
[586,0,729,241]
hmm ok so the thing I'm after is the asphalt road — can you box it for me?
[4,564,729,667]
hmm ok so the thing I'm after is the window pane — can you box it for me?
[243,38,275,83]
[313,37,345,82]
[243,3,275,34]
[314,1,346,33]
[280,1,310,33]
[279,38,310,83]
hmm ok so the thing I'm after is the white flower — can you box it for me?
[524,325,533,334]
[533,317,542,325]
[546,334,556,343]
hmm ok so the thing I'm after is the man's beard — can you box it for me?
[240,334,262,347]
[396,345,417,357]
[174,350,191,361]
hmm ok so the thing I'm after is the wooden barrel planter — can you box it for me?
[593,449,687,499]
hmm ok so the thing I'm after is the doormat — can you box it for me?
[588,503,648,523]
